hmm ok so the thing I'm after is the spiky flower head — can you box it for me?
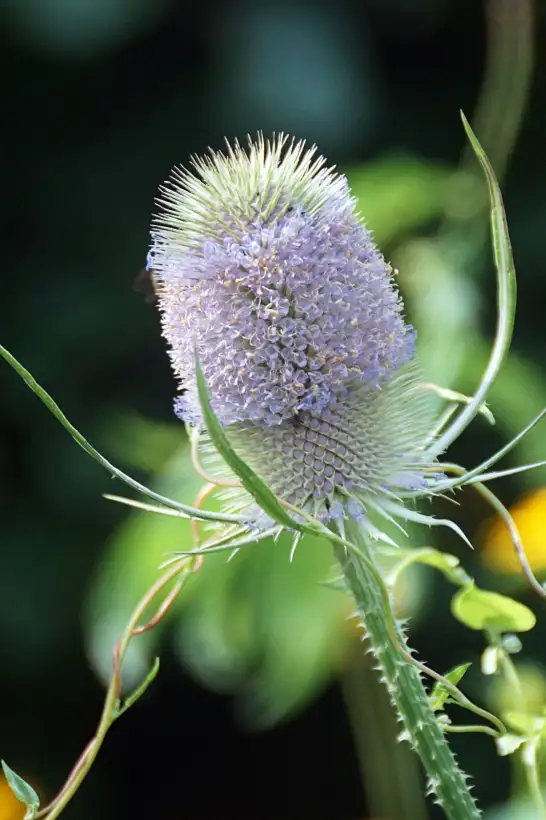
[150,135,438,521]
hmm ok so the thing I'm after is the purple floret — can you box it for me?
[151,197,415,428]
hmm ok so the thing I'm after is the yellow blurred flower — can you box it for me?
[0,777,25,820]
[481,487,546,574]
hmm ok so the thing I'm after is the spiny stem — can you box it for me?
[333,520,481,820]
[340,650,429,820]
[396,645,505,736]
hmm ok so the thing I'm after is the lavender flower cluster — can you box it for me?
[150,136,434,517]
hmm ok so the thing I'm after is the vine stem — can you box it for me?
[37,555,197,820]
[332,519,481,820]
[523,737,546,820]
[494,640,546,819]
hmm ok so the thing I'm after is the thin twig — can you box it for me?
[190,430,242,488]
[37,555,198,819]
[444,724,500,738]
[190,482,218,546]
[442,464,546,602]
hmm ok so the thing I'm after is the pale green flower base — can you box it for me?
[334,520,481,820]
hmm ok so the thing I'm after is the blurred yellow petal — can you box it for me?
[0,778,25,820]
[481,487,546,574]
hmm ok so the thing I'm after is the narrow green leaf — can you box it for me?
[103,494,191,518]
[318,570,348,592]
[420,383,495,425]
[452,584,536,633]
[1,761,39,810]
[0,344,243,526]
[195,355,310,533]
[164,525,281,560]
[434,406,546,493]
[117,657,161,717]
[385,547,471,588]
[430,663,472,711]
[432,112,516,455]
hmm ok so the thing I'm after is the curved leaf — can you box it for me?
[432,112,516,455]
[430,663,472,711]
[195,355,312,533]
[1,762,39,812]
[451,584,536,633]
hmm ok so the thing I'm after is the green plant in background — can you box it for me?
[2,114,546,820]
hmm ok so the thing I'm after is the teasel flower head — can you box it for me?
[149,135,443,526]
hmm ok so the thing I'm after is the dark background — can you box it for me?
[1,1,546,818]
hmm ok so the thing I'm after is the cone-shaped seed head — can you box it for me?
[150,135,437,518]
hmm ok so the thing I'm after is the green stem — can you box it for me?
[333,520,481,820]
[494,642,546,818]
[523,737,546,820]
[340,650,429,820]
[444,725,499,739]
[38,558,192,820]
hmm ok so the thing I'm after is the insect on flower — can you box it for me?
[133,266,160,304]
